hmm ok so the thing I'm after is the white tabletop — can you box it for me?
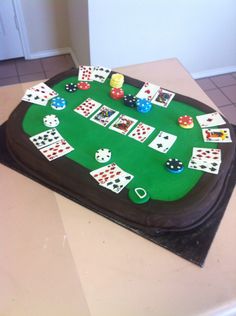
[0,58,235,316]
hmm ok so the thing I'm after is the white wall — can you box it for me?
[68,0,90,65]
[20,0,70,57]
[88,0,236,77]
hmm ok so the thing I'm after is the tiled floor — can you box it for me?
[0,55,236,124]
[0,54,75,86]
[196,74,236,125]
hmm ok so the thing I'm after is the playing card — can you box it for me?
[31,82,58,100]
[90,163,133,193]
[39,139,74,161]
[202,128,232,143]
[22,89,48,106]
[188,158,221,174]
[109,114,137,135]
[90,163,123,185]
[78,65,94,81]
[136,82,160,101]
[29,128,63,149]
[74,98,102,118]
[152,88,175,108]
[102,170,134,193]
[196,112,226,128]
[128,122,155,143]
[148,131,177,153]
[191,147,221,162]
[90,105,119,127]
[91,66,111,83]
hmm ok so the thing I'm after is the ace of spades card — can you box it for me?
[196,112,226,128]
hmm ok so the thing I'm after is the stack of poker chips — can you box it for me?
[110,73,124,88]
[178,115,194,129]
[123,94,137,107]
[51,97,66,110]
[110,87,124,100]
[136,98,152,113]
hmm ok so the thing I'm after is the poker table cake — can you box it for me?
[5,67,236,238]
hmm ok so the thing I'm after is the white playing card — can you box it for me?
[90,163,123,185]
[196,112,226,128]
[148,131,177,153]
[152,88,175,108]
[39,139,74,161]
[91,66,111,83]
[22,89,48,106]
[29,128,63,149]
[188,158,221,174]
[109,114,137,135]
[78,65,94,81]
[90,105,119,127]
[136,82,160,101]
[74,98,102,118]
[90,163,133,193]
[102,170,134,193]
[31,82,58,100]
[128,122,155,143]
[202,128,232,143]
[191,147,221,162]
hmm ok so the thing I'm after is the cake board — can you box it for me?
[1,122,235,267]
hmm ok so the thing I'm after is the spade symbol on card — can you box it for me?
[125,176,132,180]
[164,136,169,140]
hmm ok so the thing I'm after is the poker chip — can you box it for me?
[65,83,77,93]
[165,158,184,174]
[43,114,60,128]
[110,87,124,100]
[51,97,66,110]
[110,73,124,88]
[123,94,137,107]
[95,148,111,163]
[178,115,194,129]
[77,81,90,90]
[128,187,150,204]
[136,98,152,113]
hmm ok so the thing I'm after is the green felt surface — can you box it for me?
[22,76,217,201]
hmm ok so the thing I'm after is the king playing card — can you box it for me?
[109,114,137,135]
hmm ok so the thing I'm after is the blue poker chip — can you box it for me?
[51,97,66,110]
[165,158,184,174]
[136,98,152,113]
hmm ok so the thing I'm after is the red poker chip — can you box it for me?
[77,81,90,90]
[178,115,193,126]
[110,87,124,100]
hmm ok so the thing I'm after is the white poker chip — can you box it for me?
[43,114,60,127]
[95,148,111,163]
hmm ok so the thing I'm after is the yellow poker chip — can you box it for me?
[179,122,194,129]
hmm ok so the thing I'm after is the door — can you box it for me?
[0,0,24,60]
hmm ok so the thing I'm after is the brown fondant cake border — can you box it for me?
[5,68,236,233]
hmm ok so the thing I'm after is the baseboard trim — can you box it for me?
[28,47,71,60]
[27,47,80,68]
[192,66,236,79]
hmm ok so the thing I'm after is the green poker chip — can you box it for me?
[128,187,150,204]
